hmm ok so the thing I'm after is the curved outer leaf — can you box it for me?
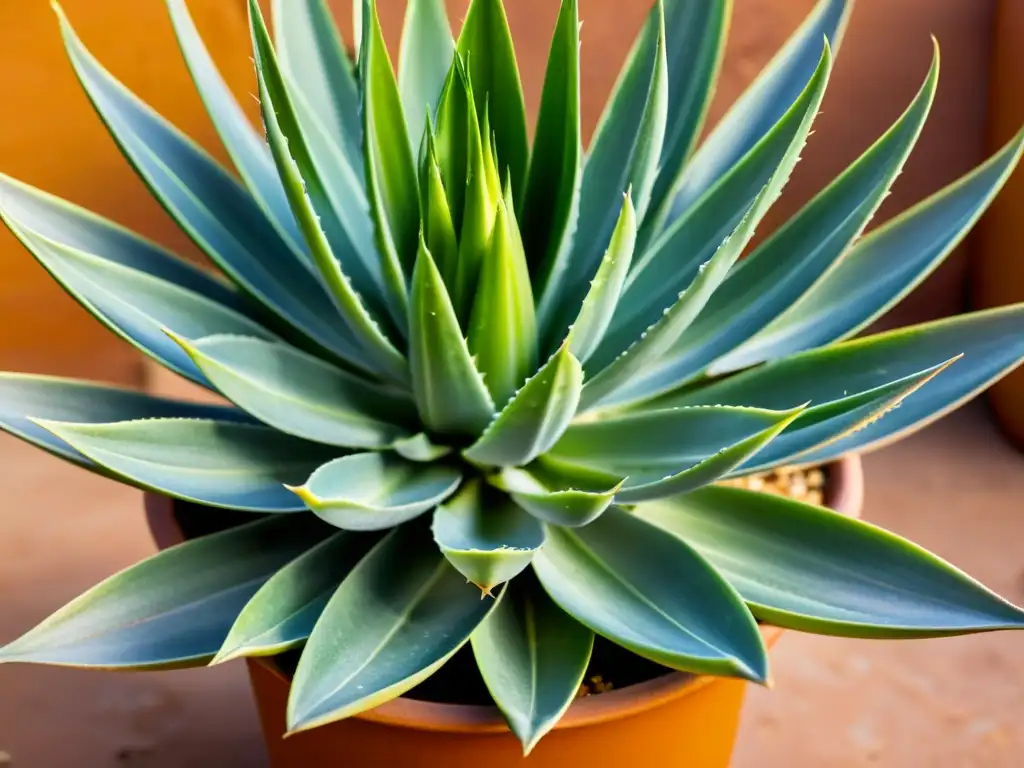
[361,0,421,296]
[566,0,668,314]
[493,461,623,528]
[273,0,364,186]
[614,406,804,503]
[250,3,409,383]
[550,405,805,480]
[53,6,358,363]
[213,530,380,663]
[468,198,538,405]
[650,0,852,243]
[432,481,545,593]
[521,0,582,304]
[170,334,415,449]
[598,44,833,373]
[457,0,530,205]
[35,418,337,511]
[409,240,496,436]
[637,45,940,395]
[712,127,1024,373]
[0,215,275,388]
[292,453,462,531]
[0,374,250,468]
[532,506,767,681]
[287,522,503,732]
[0,173,245,312]
[0,515,332,669]
[398,0,454,147]
[166,0,307,261]
[464,345,582,468]
[661,305,1024,462]
[562,192,637,363]
[637,487,1024,638]
[471,573,594,755]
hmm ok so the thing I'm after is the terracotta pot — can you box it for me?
[144,454,863,767]
[971,0,1024,450]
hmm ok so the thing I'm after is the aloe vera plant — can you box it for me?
[2,0,1024,754]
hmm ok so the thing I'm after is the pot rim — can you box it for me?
[144,453,864,735]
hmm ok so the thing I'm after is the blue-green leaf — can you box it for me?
[520,0,582,304]
[0,514,331,669]
[637,487,1024,638]
[392,433,453,462]
[409,239,496,436]
[35,418,337,511]
[213,530,380,663]
[399,0,454,147]
[54,6,358,363]
[169,334,414,449]
[287,522,503,732]
[472,573,593,755]
[464,344,582,468]
[713,127,1024,373]
[533,506,767,681]
[0,374,250,469]
[493,460,623,528]
[292,453,461,530]
[432,481,544,594]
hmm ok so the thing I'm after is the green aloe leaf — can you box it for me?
[409,239,496,436]
[292,453,462,530]
[250,2,409,382]
[596,44,833,374]
[0,515,331,669]
[0,374,250,469]
[563,192,637,363]
[421,122,460,287]
[637,487,1024,638]
[564,0,667,330]
[464,344,582,468]
[493,460,623,528]
[213,530,380,663]
[614,406,804,503]
[548,405,804,478]
[432,481,545,594]
[53,5,358,363]
[457,0,530,206]
[662,306,1024,463]
[273,0,364,186]
[166,0,307,260]
[471,573,594,755]
[0,209,275,388]
[287,522,503,732]
[392,433,453,462]
[35,418,338,511]
[520,0,582,304]
[468,197,539,405]
[639,45,940,395]
[533,506,767,681]
[361,0,421,292]
[648,0,852,244]
[434,56,473,233]
[169,334,415,449]
[399,0,454,147]
[713,127,1024,373]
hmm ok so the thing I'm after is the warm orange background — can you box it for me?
[0,0,997,382]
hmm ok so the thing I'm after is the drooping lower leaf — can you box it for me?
[472,573,594,755]
[0,514,331,669]
[213,530,380,663]
[287,522,503,732]
[493,460,623,528]
[637,487,1024,638]
[36,418,338,511]
[533,506,767,681]
[292,453,461,531]
[432,481,544,594]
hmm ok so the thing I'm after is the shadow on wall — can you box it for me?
[0,0,997,381]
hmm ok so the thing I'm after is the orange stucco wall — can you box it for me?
[0,0,997,382]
